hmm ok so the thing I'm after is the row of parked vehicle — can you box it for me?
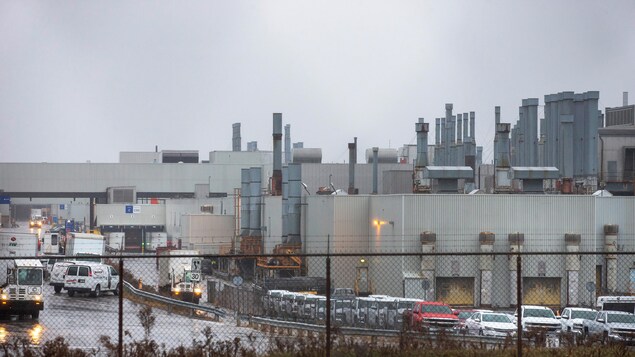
[260,289,635,344]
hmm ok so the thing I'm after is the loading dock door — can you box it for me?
[523,277,561,306]
[124,228,143,252]
[436,277,474,306]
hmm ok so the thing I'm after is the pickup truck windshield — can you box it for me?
[571,310,597,320]
[524,309,555,318]
[607,314,635,324]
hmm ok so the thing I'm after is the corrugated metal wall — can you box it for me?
[179,214,234,254]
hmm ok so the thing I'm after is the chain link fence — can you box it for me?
[1,251,635,355]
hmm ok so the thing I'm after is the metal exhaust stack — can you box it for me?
[284,124,291,164]
[232,123,241,152]
[413,119,431,193]
[281,166,289,243]
[372,147,379,194]
[272,113,283,196]
[348,137,358,194]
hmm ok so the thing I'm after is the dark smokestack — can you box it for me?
[348,137,357,194]
[272,113,283,196]
[372,147,379,194]
[232,123,241,152]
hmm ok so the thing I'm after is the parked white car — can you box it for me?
[463,311,517,337]
[560,307,597,335]
[64,262,120,297]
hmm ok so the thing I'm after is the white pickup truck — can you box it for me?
[559,307,597,335]
[583,310,635,343]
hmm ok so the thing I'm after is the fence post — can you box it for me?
[118,258,124,357]
[516,254,522,357]
[325,244,331,357]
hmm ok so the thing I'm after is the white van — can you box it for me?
[50,261,77,293]
[64,262,120,297]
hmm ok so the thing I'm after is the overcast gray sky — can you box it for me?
[1,1,633,164]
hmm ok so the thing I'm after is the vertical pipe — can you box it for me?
[372,147,379,194]
[348,137,357,194]
[440,118,446,165]
[585,91,600,177]
[288,163,302,244]
[282,166,289,243]
[604,224,619,293]
[118,258,123,357]
[326,250,331,357]
[249,167,262,237]
[435,118,441,166]
[457,113,463,143]
[272,114,283,196]
[445,104,453,165]
[240,169,250,237]
[624,91,629,106]
[470,112,475,141]
[284,124,291,164]
[516,254,522,357]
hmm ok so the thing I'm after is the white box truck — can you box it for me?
[157,249,202,304]
[65,232,105,261]
[106,232,125,252]
[147,232,167,251]
[0,232,45,319]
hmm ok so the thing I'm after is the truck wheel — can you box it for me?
[68,290,75,297]
[54,286,62,294]
[193,296,200,304]
[31,310,40,319]
[113,285,120,296]
[91,285,101,298]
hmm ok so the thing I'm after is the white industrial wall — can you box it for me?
[179,214,235,254]
[95,204,166,226]
[165,197,236,241]
[300,194,635,307]
[0,163,266,195]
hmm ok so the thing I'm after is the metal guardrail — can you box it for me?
[122,281,227,319]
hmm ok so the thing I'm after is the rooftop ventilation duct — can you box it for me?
[415,119,429,168]
[291,148,322,163]
[365,148,398,163]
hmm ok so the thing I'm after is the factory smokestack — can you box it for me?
[372,147,379,194]
[348,137,357,194]
[232,123,241,152]
[624,92,629,106]
[272,113,283,196]
[284,124,291,164]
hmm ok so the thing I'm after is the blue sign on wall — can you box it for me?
[0,196,10,204]
[125,205,133,214]
[65,220,74,232]
[59,204,65,210]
